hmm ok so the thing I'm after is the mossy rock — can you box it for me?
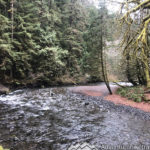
[0,146,9,150]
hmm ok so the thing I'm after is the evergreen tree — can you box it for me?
[11,0,38,79]
[60,0,87,76]
[0,0,104,86]
[0,13,12,82]
[82,3,106,81]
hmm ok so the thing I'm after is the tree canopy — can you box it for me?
[0,0,113,86]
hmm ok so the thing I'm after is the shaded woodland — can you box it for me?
[0,0,113,87]
[0,0,150,89]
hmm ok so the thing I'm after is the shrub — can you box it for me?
[116,86,144,103]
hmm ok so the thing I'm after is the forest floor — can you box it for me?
[70,83,150,113]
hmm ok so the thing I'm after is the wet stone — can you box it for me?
[84,102,89,106]
[0,84,10,95]
[0,87,150,150]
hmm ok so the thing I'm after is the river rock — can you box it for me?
[144,94,150,101]
[0,84,10,95]
[84,102,89,106]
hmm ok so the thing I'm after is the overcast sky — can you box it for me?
[92,0,123,13]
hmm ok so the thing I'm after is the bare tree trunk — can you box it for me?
[11,0,14,42]
[100,35,112,95]
[100,12,112,95]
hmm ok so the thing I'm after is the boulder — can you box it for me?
[0,84,10,95]
[144,94,150,101]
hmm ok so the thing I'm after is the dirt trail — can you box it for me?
[69,83,150,113]
[69,84,117,96]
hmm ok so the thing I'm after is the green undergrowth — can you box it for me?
[116,86,145,103]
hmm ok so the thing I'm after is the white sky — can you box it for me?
[92,0,123,13]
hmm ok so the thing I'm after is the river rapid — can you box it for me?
[0,85,150,150]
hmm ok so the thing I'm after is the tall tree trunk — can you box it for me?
[100,36,112,95]
[11,0,14,41]
[136,60,145,85]
[145,66,150,88]
[126,55,137,86]
[100,11,112,95]
[143,47,150,88]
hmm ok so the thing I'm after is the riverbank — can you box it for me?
[69,83,150,113]
[77,93,150,121]
[2,81,150,113]
[0,79,102,95]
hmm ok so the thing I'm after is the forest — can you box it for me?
[0,0,148,88]
[0,0,150,149]
[0,0,112,87]
[0,0,149,90]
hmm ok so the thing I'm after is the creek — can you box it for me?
[0,84,150,150]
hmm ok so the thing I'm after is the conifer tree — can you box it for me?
[0,13,12,82]
[0,0,104,85]
[60,0,87,76]
[0,0,13,82]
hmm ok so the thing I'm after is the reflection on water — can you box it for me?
[0,87,149,150]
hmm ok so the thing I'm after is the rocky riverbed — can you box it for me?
[0,86,150,150]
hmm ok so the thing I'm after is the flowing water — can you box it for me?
[0,86,150,150]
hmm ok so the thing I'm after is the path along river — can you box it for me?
[0,83,150,150]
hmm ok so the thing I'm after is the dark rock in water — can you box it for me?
[51,92,54,96]
[0,84,10,95]
[85,102,89,106]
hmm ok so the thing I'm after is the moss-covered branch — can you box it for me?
[120,0,150,87]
